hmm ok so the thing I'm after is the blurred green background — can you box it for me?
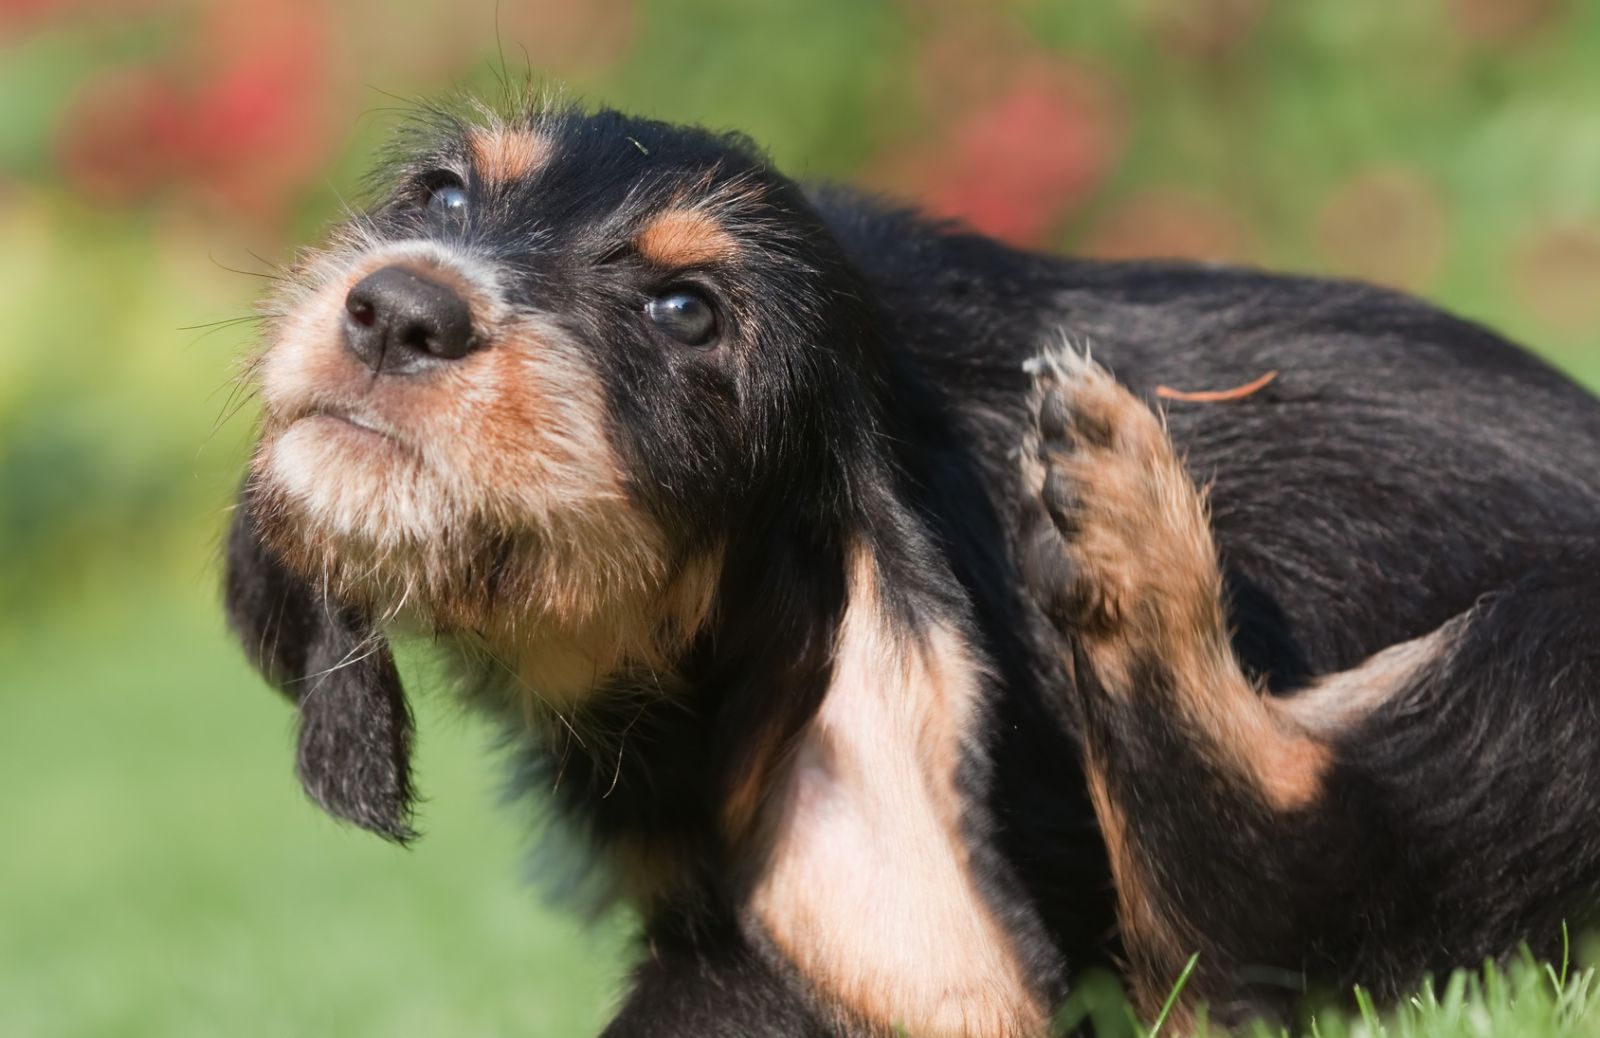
[3,0,1600,1034]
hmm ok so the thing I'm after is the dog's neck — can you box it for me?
[446,544,723,714]
[520,522,1046,1035]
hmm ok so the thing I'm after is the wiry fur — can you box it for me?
[224,99,1600,1034]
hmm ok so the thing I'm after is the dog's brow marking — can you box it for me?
[469,127,550,182]
[635,209,741,268]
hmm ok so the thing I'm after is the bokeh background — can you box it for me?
[4,0,1600,1033]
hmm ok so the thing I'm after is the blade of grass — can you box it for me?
[1354,985,1382,1037]
[1148,953,1201,1038]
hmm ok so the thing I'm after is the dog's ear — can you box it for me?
[224,481,418,844]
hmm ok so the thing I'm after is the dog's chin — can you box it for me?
[251,426,628,636]
[249,399,703,702]
[261,414,442,544]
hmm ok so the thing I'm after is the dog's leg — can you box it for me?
[1019,349,1333,1020]
[1019,350,1337,794]
[1020,348,1600,1024]
[603,912,835,1038]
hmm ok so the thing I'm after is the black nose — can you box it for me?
[343,266,478,373]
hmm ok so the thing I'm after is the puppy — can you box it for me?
[225,101,1600,1035]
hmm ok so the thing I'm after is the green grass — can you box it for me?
[0,579,627,1036]
[1324,952,1600,1038]
[1053,944,1600,1038]
[1278,950,1600,1038]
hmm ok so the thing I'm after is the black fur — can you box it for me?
[222,102,1600,1032]
[226,483,416,842]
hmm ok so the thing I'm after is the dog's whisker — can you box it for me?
[602,700,649,800]
[179,314,267,333]
[208,252,287,283]
[292,639,385,708]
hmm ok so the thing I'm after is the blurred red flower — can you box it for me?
[56,65,187,202]
[880,58,1126,246]
[54,0,334,220]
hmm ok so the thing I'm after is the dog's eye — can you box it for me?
[645,289,718,347]
[423,173,468,217]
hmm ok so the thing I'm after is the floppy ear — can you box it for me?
[224,481,418,844]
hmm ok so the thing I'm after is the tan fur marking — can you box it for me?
[468,127,549,182]
[720,720,790,848]
[1083,760,1192,1022]
[488,545,725,711]
[660,548,724,645]
[635,208,740,268]
[1273,617,1461,735]
[1026,351,1331,812]
[748,548,1046,1037]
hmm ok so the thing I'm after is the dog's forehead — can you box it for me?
[397,111,769,227]
[343,110,793,276]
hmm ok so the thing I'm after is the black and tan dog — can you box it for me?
[224,101,1600,1036]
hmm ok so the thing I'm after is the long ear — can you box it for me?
[224,481,418,843]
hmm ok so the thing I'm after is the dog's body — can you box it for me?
[225,105,1600,1035]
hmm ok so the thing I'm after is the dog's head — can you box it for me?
[226,105,887,840]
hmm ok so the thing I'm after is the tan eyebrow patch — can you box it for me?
[468,127,550,182]
[635,209,740,268]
